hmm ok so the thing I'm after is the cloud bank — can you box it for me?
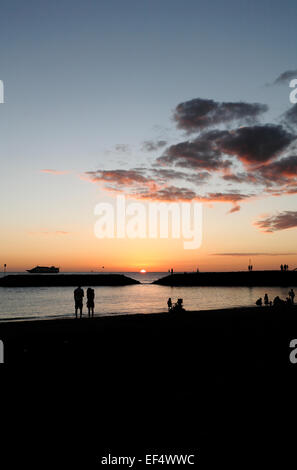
[255,211,297,232]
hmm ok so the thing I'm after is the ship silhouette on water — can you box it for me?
[26,266,59,274]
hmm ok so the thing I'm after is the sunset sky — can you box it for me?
[1,0,297,272]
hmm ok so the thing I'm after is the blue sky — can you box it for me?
[1,0,296,168]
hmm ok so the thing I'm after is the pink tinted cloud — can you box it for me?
[40,169,69,175]
[254,211,297,233]
[28,230,70,236]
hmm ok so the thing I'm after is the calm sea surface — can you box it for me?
[0,272,293,320]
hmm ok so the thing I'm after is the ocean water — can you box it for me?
[0,272,293,320]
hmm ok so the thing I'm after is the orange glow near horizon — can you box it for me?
[2,197,297,273]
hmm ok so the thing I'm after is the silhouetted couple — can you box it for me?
[74,286,95,318]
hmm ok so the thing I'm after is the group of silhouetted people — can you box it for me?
[74,286,95,318]
[256,289,295,307]
[280,264,289,271]
[167,297,185,313]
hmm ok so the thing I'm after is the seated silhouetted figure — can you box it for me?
[273,296,284,308]
[256,297,262,306]
[74,286,84,318]
[171,298,185,313]
[87,287,95,317]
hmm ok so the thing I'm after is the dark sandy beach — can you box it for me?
[2,305,297,466]
[1,305,296,365]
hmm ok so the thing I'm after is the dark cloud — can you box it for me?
[272,69,297,85]
[205,192,247,203]
[223,173,252,184]
[156,132,232,171]
[136,188,251,206]
[222,155,297,189]
[157,124,295,171]
[204,192,249,213]
[282,104,297,129]
[228,205,241,213]
[217,125,295,166]
[84,95,297,212]
[150,168,210,184]
[114,144,130,152]
[174,98,267,132]
[85,168,251,208]
[142,140,167,151]
[255,211,297,232]
[86,168,209,190]
[257,155,297,186]
[137,186,198,201]
[86,169,149,187]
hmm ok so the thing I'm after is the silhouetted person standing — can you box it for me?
[87,287,95,317]
[289,289,295,304]
[74,286,84,318]
[264,293,269,306]
[167,297,172,312]
[280,264,284,271]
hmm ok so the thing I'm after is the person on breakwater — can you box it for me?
[74,286,84,318]
[264,293,269,306]
[289,289,295,304]
[87,287,95,317]
[256,297,262,306]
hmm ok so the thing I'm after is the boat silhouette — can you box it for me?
[26,266,59,274]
